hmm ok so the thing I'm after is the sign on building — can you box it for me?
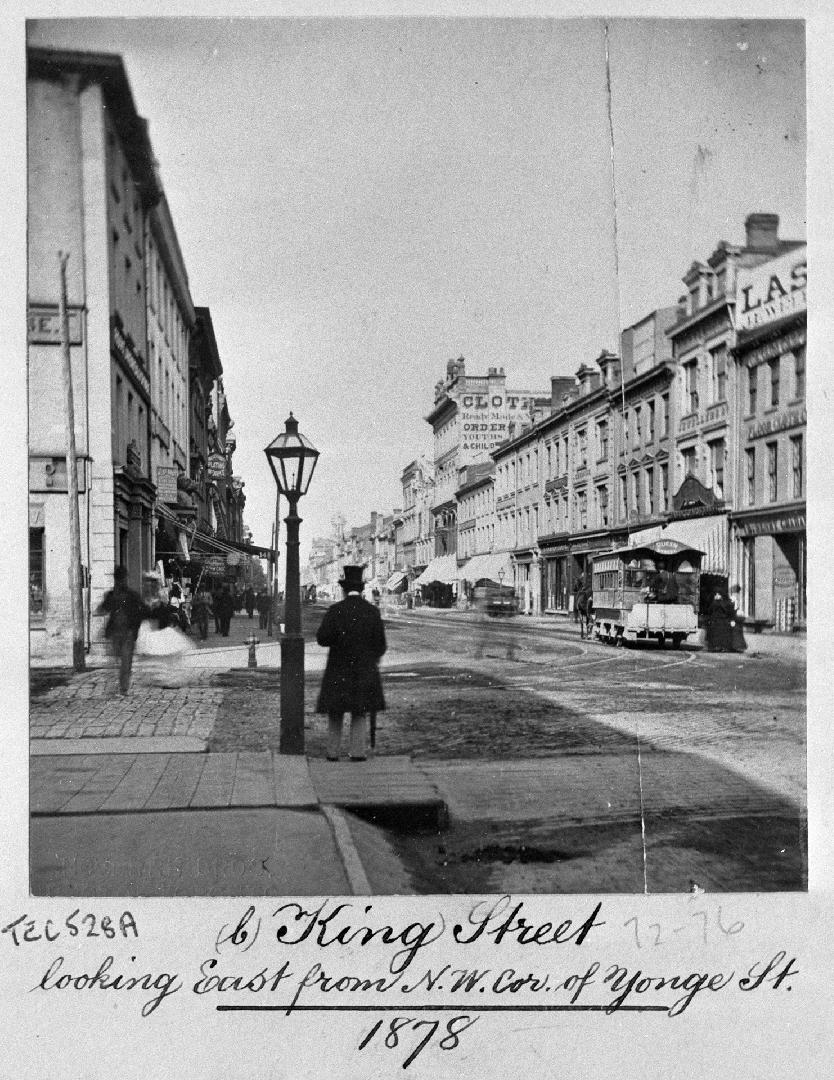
[207,453,226,480]
[156,466,179,504]
[736,246,807,332]
[27,304,83,345]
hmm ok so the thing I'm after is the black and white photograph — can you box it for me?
[22,13,809,898]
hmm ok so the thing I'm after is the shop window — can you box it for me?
[746,447,756,506]
[791,435,804,498]
[747,366,758,416]
[29,528,45,616]
[767,442,778,502]
[769,358,780,408]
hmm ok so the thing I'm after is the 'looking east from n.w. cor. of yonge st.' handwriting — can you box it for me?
[5,897,799,1026]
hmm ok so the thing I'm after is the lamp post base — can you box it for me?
[279,633,306,754]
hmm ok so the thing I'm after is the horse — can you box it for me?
[575,587,594,640]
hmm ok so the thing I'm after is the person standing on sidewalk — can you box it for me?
[215,585,235,637]
[316,564,387,761]
[97,566,147,695]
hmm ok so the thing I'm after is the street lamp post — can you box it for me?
[264,413,320,754]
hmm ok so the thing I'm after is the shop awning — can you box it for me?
[458,551,514,584]
[385,571,408,591]
[628,514,728,575]
[414,553,459,586]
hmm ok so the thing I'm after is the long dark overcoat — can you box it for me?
[316,595,387,715]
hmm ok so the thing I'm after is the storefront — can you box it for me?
[731,506,805,630]
[539,539,570,614]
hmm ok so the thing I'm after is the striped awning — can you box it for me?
[415,553,459,585]
[385,571,408,591]
[458,551,514,584]
[628,514,728,575]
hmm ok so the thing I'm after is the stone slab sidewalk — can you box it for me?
[30,750,446,821]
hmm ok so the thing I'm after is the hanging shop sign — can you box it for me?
[736,246,807,332]
[193,554,227,575]
[207,453,226,480]
[28,304,83,345]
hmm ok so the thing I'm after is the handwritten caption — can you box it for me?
[4,898,796,1069]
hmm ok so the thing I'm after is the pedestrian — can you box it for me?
[215,585,235,636]
[706,590,734,652]
[244,586,255,619]
[728,585,748,653]
[97,566,147,695]
[191,586,212,641]
[212,585,223,634]
[316,564,387,761]
[256,590,271,630]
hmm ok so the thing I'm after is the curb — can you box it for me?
[320,804,372,895]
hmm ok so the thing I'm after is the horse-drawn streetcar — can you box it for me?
[590,538,702,648]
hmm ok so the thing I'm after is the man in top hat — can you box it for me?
[315,564,387,761]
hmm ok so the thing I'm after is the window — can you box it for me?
[767,442,778,502]
[578,490,587,529]
[577,428,588,468]
[685,361,699,414]
[598,419,608,461]
[769,358,780,408]
[746,447,756,505]
[630,473,640,517]
[631,409,639,449]
[794,347,805,400]
[791,435,804,498]
[645,467,655,515]
[29,528,45,615]
[659,463,669,513]
[747,366,758,416]
[711,345,727,403]
[646,400,655,443]
[709,439,725,499]
[619,475,628,518]
[598,485,609,526]
[661,394,670,437]
[681,445,697,480]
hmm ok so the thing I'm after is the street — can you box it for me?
[31,603,806,895]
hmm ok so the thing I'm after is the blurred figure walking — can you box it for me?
[97,566,146,695]
[316,565,387,761]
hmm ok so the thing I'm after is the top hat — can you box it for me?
[338,565,366,591]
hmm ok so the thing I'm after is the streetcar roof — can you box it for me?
[594,539,704,560]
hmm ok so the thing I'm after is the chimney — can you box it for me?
[550,375,576,410]
[745,213,780,251]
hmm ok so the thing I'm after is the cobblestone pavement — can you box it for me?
[30,665,221,742]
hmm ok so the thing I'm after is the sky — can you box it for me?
[27,16,806,559]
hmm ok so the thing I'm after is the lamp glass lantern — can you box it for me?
[264,412,320,498]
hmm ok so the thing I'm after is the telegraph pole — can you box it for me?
[58,251,85,671]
